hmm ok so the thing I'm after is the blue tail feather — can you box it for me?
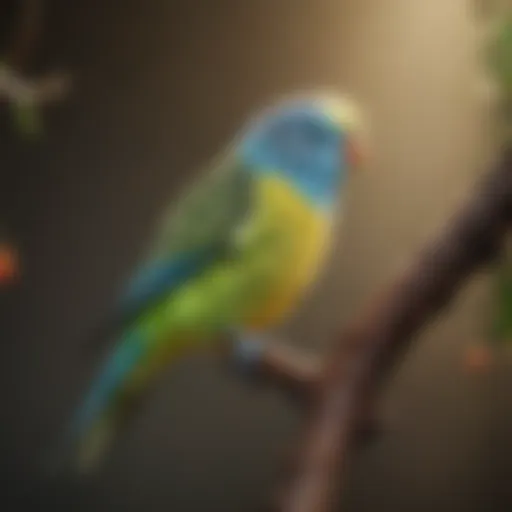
[70,331,144,440]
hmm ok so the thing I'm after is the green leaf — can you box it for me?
[10,101,43,139]
[488,15,512,97]
[489,247,512,344]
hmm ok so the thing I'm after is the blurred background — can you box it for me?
[1,0,511,510]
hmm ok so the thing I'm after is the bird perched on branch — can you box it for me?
[54,92,367,475]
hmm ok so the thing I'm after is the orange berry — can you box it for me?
[464,345,493,374]
[0,246,18,284]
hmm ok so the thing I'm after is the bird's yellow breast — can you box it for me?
[244,174,332,331]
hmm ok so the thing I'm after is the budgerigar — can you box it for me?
[57,92,367,473]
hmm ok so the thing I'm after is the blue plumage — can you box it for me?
[70,332,144,439]
[240,101,347,209]
[117,249,215,321]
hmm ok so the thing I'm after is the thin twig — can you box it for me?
[257,342,322,400]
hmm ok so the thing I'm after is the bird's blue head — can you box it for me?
[238,93,365,211]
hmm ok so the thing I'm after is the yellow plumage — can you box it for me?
[244,174,331,331]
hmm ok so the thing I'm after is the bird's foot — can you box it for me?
[230,333,322,403]
[231,335,267,375]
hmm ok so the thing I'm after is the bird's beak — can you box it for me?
[347,135,367,171]
[318,94,369,170]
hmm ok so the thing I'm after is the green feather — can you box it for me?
[149,155,253,258]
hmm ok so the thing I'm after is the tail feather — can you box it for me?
[71,333,144,439]
[74,415,118,474]
[47,332,146,477]
[50,329,195,477]
[46,407,126,479]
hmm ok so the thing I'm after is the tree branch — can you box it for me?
[271,147,512,512]
[0,0,71,126]
[255,341,322,401]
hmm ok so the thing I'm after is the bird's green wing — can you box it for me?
[115,154,253,323]
[150,154,252,256]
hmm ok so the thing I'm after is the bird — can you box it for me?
[56,91,367,474]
